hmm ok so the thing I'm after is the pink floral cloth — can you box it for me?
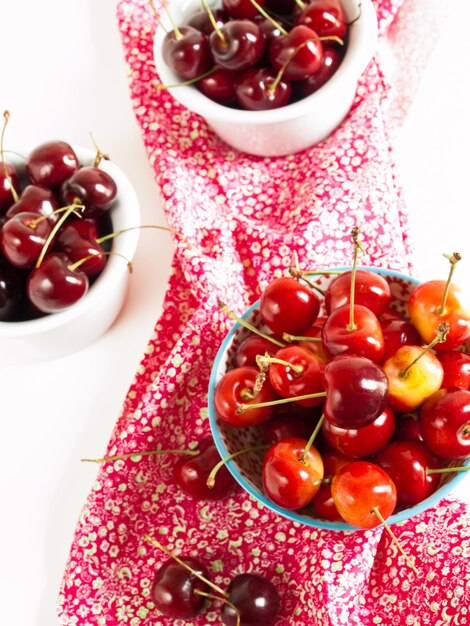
[58,1,470,625]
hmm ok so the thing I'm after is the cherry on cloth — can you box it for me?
[58,2,467,626]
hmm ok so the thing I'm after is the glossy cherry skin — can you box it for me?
[262,437,324,509]
[393,413,423,442]
[162,26,212,80]
[27,252,89,313]
[323,355,389,429]
[210,20,265,71]
[0,163,19,214]
[198,68,238,105]
[321,304,385,363]
[438,351,470,390]
[408,280,470,352]
[311,451,352,521]
[325,269,392,317]
[0,211,52,269]
[25,141,79,191]
[252,14,286,42]
[260,276,320,336]
[188,9,229,35]
[223,0,266,19]
[381,318,421,362]
[150,556,209,618]
[6,184,59,223]
[235,66,292,110]
[54,220,106,277]
[295,45,343,97]
[174,437,237,500]
[61,166,117,215]
[382,345,443,413]
[214,366,278,426]
[269,25,324,81]
[331,461,397,529]
[262,409,315,443]
[221,573,280,626]
[234,333,277,368]
[374,440,440,506]
[295,0,347,40]
[419,388,470,459]
[322,407,395,458]
[268,345,325,407]
[295,316,331,363]
[0,257,24,320]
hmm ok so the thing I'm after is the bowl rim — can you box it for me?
[208,266,470,531]
[0,145,140,338]
[153,0,379,125]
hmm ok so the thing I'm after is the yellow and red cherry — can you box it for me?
[259,276,320,336]
[174,437,237,500]
[0,212,52,269]
[331,461,397,529]
[325,269,392,318]
[294,0,347,40]
[6,185,60,224]
[221,573,280,626]
[374,440,440,506]
[214,365,279,426]
[381,318,421,361]
[25,140,79,191]
[210,20,266,71]
[310,450,352,521]
[262,436,324,509]
[438,351,470,390]
[321,407,395,458]
[419,388,470,459]
[269,25,324,80]
[0,162,19,214]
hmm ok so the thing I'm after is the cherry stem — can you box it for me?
[26,204,83,230]
[194,590,241,626]
[1,111,19,203]
[398,322,450,379]
[2,149,27,160]
[294,0,306,9]
[97,224,191,248]
[248,0,288,35]
[347,226,365,332]
[81,448,200,464]
[348,1,363,26]
[201,0,226,43]
[67,250,133,274]
[436,252,461,316]
[89,132,110,168]
[282,332,322,343]
[156,66,218,90]
[288,264,328,296]
[218,299,285,348]
[161,0,182,39]
[35,201,84,269]
[143,534,228,598]
[426,465,470,475]
[371,506,419,576]
[256,353,304,376]
[206,444,269,488]
[148,0,168,33]
[299,414,325,464]
[236,391,327,414]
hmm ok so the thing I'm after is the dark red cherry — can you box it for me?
[210,20,265,71]
[188,9,229,35]
[27,252,89,313]
[54,220,106,277]
[0,257,24,320]
[262,409,314,443]
[222,0,266,19]
[162,26,212,80]
[252,14,286,42]
[0,162,19,214]
[221,573,280,626]
[174,437,237,500]
[393,413,423,442]
[235,66,292,110]
[25,141,79,191]
[269,25,324,81]
[198,68,238,105]
[265,0,296,16]
[60,166,117,215]
[151,556,209,618]
[6,185,59,223]
[0,211,52,269]
[294,0,347,40]
[295,45,343,97]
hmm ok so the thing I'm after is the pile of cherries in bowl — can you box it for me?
[160,0,351,110]
[209,237,470,532]
[0,139,119,321]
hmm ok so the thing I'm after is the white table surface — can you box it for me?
[1,1,469,624]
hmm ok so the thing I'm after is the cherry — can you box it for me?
[60,166,117,216]
[322,407,395,458]
[393,412,423,442]
[174,437,237,500]
[438,351,470,390]
[0,212,52,269]
[266,345,325,406]
[25,140,79,191]
[269,25,324,81]
[198,67,239,105]
[419,387,470,459]
[235,66,292,110]
[151,556,210,618]
[223,0,266,19]
[0,162,19,214]
[331,461,397,529]
[0,257,24,320]
[188,9,229,35]
[262,407,315,443]
[27,252,89,313]
[260,276,320,336]
[325,269,392,318]
[287,315,331,363]
[221,573,280,626]
[310,450,352,521]
[214,365,279,426]
[234,333,277,367]
[162,25,212,80]
[6,185,60,223]
[374,440,440,506]
[380,318,421,361]
[210,20,265,71]
[252,14,286,42]
[294,0,347,40]
[295,45,343,97]
[53,220,106,277]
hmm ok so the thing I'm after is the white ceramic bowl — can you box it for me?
[153,0,378,156]
[208,267,470,530]
[0,146,140,363]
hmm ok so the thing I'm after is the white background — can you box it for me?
[1,1,469,625]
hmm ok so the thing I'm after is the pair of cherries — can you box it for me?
[159,0,349,110]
